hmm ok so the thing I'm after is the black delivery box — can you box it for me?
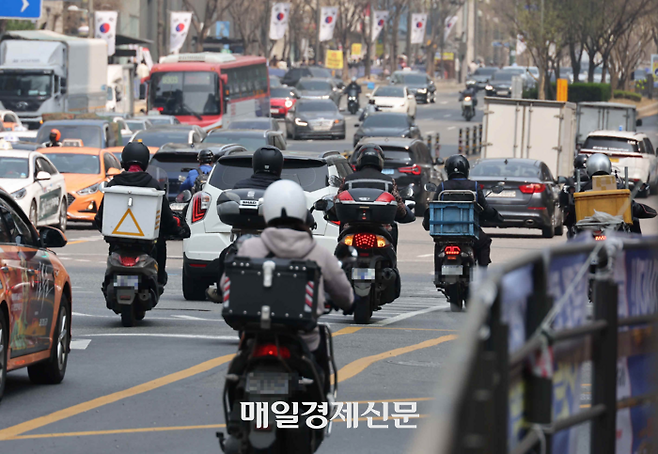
[335,187,398,224]
[222,257,321,332]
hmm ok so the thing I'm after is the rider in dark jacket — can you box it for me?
[423,154,502,267]
[233,146,283,189]
[344,77,362,96]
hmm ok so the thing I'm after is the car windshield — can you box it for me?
[471,161,541,178]
[0,73,52,97]
[203,133,265,151]
[210,158,329,192]
[297,80,331,91]
[492,72,515,81]
[474,68,497,76]
[401,74,427,84]
[363,114,408,128]
[374,86,405,97]
[227,120,271,130]
[132,131,190,148]
[149,71,220,116]
[36,125,102,148]
[271,87,296,98]
[583,137,638,153]
[0,157,29,178]
[297,100,337,113]
[43,153,100,174]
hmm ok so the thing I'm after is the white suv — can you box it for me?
[182,150,353,300]
[581,130,658,197]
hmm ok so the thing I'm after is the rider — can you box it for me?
[180,149,214,193]
[359,98,380,121]
[94,142,189,288]
[233,146,283,189]
[423,154,502,268]
[220,180,354,389]
[560,154,590,231]
[459,83,478,109]
[44,129,62,147]
[344,76,361,96]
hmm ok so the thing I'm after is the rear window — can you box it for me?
[150,153,199,176]
[133,130,190,148]
[471,161,541,178]
[382,149,413,162]
[583,137,639,153]
[203,133,266,151]
[210,159,329,192]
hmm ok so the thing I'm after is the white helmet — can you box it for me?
[262,180,308,224]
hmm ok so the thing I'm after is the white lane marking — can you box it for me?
[75,259,91,263]
[79,333,238,341]
[72,311,225,323]
[444,114,451,118]
[417,253,434,258]
[369,304,448,326]
[70,339,92,350]
[440,101,449,105]
[74,291,98,295]
[447,126,456,130]
[171,315,211,321]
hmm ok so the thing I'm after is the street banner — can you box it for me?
[516,34,526,55]
[410,13,427,44]
[325,50,344,69]
[319,6,338,42]
[269,3,291,41]
[444,15,458,42]
[169,12,192,54]
[351,43,362,56]
[94,11,118,57]
[372,10,389,42]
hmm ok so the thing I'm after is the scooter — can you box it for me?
[347,87,360,114]
[462,96,475,121]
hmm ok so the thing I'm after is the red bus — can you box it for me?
[147,53,269,131]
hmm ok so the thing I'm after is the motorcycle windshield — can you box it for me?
[347,88,359,96]
[147,165,170,197]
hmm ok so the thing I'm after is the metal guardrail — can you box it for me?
[409,236,658,454]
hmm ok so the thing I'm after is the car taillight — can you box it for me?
[191,192,211,223]
[253,344,291,359]
[119,256,139,266]
[398,164,422,175]
[155,107,164,112]
[519,183,546,194]
[337,191,354,201]
[375,192,395,203]
[329,220,341,226]
[351,164,356,171]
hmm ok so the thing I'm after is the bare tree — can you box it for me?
[330,0,368,81]
[228,0,265,55]
[182,0,230,52]
[387,0,409,75]
[609,17,652,90]
[425,0,464,78]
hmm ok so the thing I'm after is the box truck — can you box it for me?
[106,64,135,114]
[0,30,107,130]
[482,97,577,179]
[575,102,641,146]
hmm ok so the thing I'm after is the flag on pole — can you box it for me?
[319,7,338,42]
[170,12,192,54]
[269,3,291,41]
[444,15,458,42]
[94,11,118,56]
[371,10,389,42]
[410,13,427,44]
[516,34,526,55]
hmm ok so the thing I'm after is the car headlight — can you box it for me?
[417,88,427,93]
[11,188,26,200]
[284,99,293,108]
[295,118,308,126]
[78,182,102,195]
[466,80,476,85]
[485,85,493,91]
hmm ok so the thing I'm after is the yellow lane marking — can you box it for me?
[361,327,458,332]
[335,334,457,384]
[333,326,363,336]
[67,239,93,245]
[580,404,591,408]
[0,354,235,441]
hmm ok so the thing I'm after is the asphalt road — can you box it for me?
[0,93,656,454]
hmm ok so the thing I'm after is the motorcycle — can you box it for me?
[346,87,360,115]
[462,96,475,121]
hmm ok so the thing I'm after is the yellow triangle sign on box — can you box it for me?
[112,208,145,237]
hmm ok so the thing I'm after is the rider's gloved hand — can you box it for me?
[343,303,355,316]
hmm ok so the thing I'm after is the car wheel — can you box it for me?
[183,266,208,301]
[555,223,564,236]
[0,307,7,402]
[56,199,67,232]
[29,200,38,227]
[27,295,70,384]
[542,226,555,238]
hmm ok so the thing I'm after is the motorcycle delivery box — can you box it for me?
[100,186,165,240]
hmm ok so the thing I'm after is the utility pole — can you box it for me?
[365,1,372,77]
[405,0,412,62]
[263,0,270,57]
[315,0,321,63]
[88,0,94,40]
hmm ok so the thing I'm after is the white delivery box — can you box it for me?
[101,186,165,240]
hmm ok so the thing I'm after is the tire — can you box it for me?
[353,294,373,324]
[135,310,146,321]
[183,266,208,301]
[415,202,427,216]
[29,200,38,227]
[447,285,463,312]
[338,133,346,140]
[0,307,7,402]
[56,199,67,232]
[28,296,70,384]
[542,226,555,238]
[555,223,564,236]
[120,304,136,327]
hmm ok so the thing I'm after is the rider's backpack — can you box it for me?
[192,167,210,193]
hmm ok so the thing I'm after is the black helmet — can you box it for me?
[121,141,150,171]
[445,154,470,179]
[253,146,283,176]
[198,149,214,165]
[574,154,588,169]
[355,144,385,171]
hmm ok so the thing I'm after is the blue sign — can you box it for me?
[215,21,230,38]
[0,0,42,20]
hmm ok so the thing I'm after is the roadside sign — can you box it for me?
[0,0,42,20]
[325,50,343,69]
[652,54,658,77]
[351,43,362,56]
[556,78,568,102]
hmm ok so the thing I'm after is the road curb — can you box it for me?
[638,102,658,119]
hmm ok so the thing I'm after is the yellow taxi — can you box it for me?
[0,189,71,400]
[40,147,123,222]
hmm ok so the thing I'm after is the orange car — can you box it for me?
[0,189,72,400]
[40,147,123,222]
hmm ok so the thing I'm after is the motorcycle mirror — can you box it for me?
[492,185,505,194]
[329,175,342,188]
[402,186,414,199]
[434,157,444,166]
[176,190,192,203]
[557,176,568,185]
[424,182,438,193]
[313,198,333,212]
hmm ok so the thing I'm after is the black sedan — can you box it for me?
[296,78,342,105]
[467,67,497,90]
[130,125,206,149]
[281,66,344,89]
[484,70,515,97]
[353,112,422,147]
[285,99,346,140]
[469,158,564,238]
[390,71,436,103]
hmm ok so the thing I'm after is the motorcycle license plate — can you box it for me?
[352,268,376,280]
[463,99,473,106]
[246,372,289,395]
[382,168,395,175]
[441,265,463,276]
[114,275,139,289]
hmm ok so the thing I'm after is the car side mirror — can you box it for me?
[492,185,505,194]
[39,226,67,248]
[636,119,643,127]
[35,171,51,181]
[407,94,414,99]
[434,157,444,166]
[354,123,360,128]
[424,182,438,193]
[329,175,342,187]
[106,168,121,176]
[557,176,568,185]
[176,190,193,203]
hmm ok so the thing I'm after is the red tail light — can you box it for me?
[445,245,461,255]
[337,191,354,201]
[398,164,422,175]
[329,220,341,226]
[351,164,356,171]
[354,233,377,249]
[375,192,395,203]
[519,183,546,194]
[155,107,164,112]
[119,256,139,267]
[253,344,291,359]
[191,192,211,223]
[595,235,606,241]
[479,184,485,190]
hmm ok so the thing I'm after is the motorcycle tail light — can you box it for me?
[398,164,422,176]
[253,344,291,359]
[376,235,388,248]
[119,256,139,267]
[445,245,461,256]
[375,192,395,203]
[353,233,377,249]
[191,191,211,223]
[519,183,546,194]
[337,191,354,201]
[342,234,354,246]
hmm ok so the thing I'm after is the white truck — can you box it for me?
[106,64,135,114]
[0,30,107,130]
[482,97,577,179]
[575,102,641,146]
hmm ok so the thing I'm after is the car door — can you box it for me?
[642,137,658,184]
[40,157,66,218]
[34,157,64,226]
[541,163,560,215]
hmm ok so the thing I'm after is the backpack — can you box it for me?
[192,167,211,193]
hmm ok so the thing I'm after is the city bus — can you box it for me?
[147,53,269,131]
